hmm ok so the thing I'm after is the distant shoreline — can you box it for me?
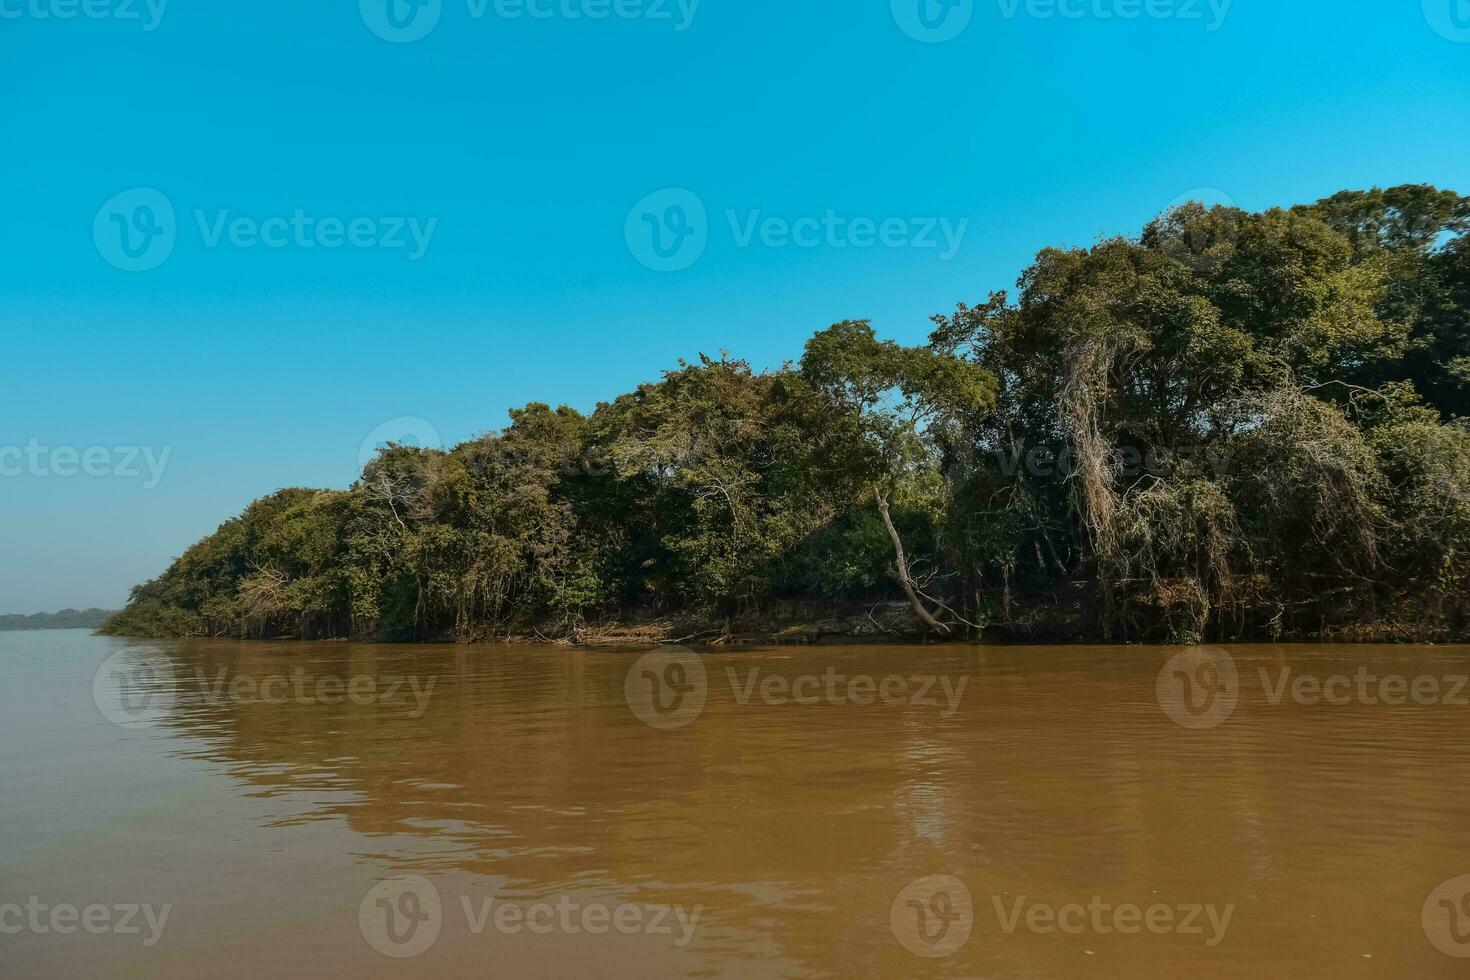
[0,609,118,632]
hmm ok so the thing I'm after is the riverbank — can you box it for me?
[101,583,1469,647]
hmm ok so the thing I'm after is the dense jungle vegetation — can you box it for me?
[103,186,1470,644]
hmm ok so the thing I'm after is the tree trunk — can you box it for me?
[875,487,950,634]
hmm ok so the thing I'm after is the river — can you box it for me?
[3,630,1469,977]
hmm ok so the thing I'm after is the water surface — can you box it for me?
[3,630,1469,977]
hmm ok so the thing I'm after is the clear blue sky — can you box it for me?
[3,0,1468,612]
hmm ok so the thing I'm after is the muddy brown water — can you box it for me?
[3,630,1470,977]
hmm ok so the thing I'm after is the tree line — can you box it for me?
[3,609,117,631]
[103,185,1470,644]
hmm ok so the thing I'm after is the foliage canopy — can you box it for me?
[106,185,1470,643]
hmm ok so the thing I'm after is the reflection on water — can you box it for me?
[4,630,1470,977]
